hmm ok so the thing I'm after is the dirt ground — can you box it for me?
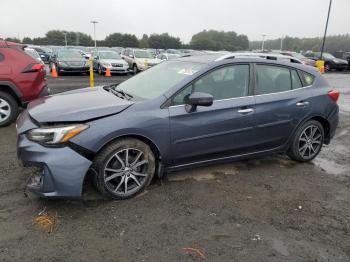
[0,73,349,262]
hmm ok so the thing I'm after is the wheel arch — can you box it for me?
[0,81,22,104]
[309,115,331,144]
[84,134,163,187]
[289,114,331,148]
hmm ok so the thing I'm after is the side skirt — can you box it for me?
[166,146,286,172]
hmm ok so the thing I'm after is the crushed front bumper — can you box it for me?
[16,111,92,198]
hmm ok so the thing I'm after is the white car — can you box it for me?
[122,49,161,74]
[93,51,129,75]
[24,48,44,65]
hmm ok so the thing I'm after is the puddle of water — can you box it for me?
[313,158,349,176]
[168,165,238,182]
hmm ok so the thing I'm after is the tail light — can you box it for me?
[328,90,340,103]
[22,63,45,73]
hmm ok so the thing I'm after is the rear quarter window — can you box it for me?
[299,71,315,86]
[0,53,4,61]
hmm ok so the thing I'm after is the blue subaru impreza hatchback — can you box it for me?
[17,54,339,199]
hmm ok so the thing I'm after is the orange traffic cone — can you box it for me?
[105,67,111,77]
[51,64,58,78]
[320,66,325,74]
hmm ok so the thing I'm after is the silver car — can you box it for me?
[93,51,129,75]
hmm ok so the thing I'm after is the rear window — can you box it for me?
[299,71,315,86]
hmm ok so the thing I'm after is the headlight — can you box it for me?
[101,62,111,67]
[58,61,67,66]
[27,124,89,145]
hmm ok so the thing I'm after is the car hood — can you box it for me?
[100,59,127,64]
[333,58,348,64]
[135,58,160,64]
[27,86,134,123]
[58,57,87,62]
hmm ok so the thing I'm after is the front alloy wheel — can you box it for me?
[133,64,138,75]
[0,91,18,127]
[288,120,324,162]
[94,139,155,199]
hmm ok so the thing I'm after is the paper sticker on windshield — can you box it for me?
[178,68,197,75]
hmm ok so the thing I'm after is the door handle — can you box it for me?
[238,108,254,114]
[296,101,310,107]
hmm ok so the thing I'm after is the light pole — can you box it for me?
[63,32,67,46]
[320,0,332,59]
[261,34,266,51]
[91,21,98,49]
[280,35,284,51]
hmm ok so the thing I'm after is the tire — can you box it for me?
[287,120,324,162]
[93,138,156,200]
[56,64,61,76]
[324,63,331,72]
[0,91,19,127]
[133,64,138,75]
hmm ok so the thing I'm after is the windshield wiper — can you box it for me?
[106,85,133,100]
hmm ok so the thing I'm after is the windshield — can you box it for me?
[58,50,83,59]
[323,53,335,59]
[168,54,179,59]
[292,53,306,59]
[99,51,121,59]
[25,49,40,59]
[134,50,153,59]
[116,61,205,99]
[315,52,335,59]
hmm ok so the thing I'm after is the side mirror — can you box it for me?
[129,54,134,58]
[94,56,99,60]
[185,92,213,113]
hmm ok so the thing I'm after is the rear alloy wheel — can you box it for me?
[288,120,324,162]
[93,139,156,199]
[0,91,18,127]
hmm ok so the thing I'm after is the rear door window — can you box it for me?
[0,52,4,62]
[291,70,303,89]
[255,65,291,95]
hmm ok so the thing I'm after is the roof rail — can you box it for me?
[215,52,302,64]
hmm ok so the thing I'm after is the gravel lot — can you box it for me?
[0,72,349,261]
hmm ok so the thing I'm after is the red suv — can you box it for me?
[0,40,48,127]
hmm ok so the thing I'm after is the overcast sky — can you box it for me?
[1,0,349,43]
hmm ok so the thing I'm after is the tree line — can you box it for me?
[249,35,350,53]
[5,29,249,51]
[5,30,350,52]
